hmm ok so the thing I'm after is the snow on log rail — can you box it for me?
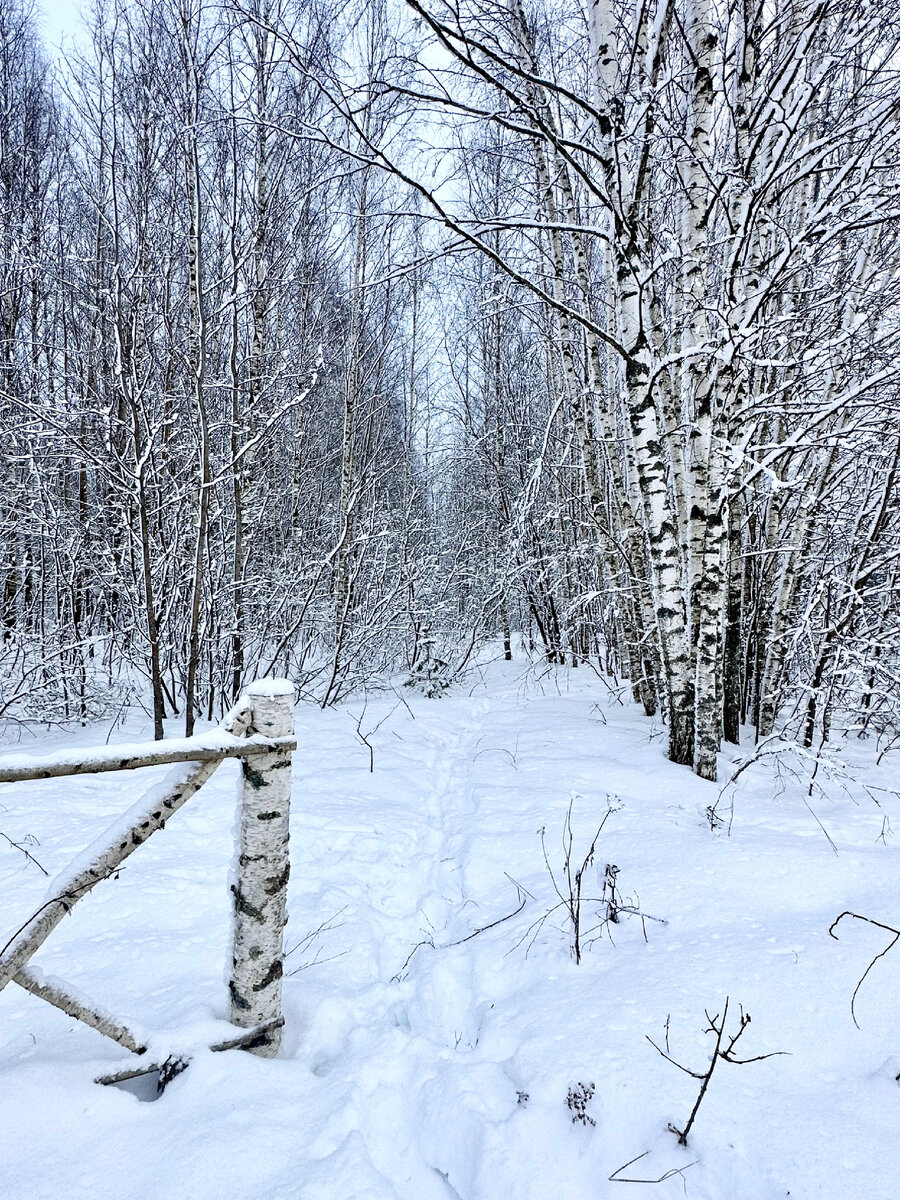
[0,732,296,782]
[0,679,295,1075]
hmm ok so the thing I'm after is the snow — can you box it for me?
[40,760,203,903]
[1,658,899,1199]
[244,678,295,698]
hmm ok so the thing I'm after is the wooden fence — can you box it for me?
[0,679,295,1090]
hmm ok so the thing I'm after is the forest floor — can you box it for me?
[1,655,899,1199]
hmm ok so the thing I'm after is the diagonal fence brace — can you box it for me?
[0,756,224,996]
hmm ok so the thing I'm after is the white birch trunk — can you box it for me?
[680,0,723,780]
[587,0,695,764]
[514,0,660,712]
[182,6,210,738]
[229,679,294,1057]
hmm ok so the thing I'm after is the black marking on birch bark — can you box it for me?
[229,981,251,1010]
[256,811,281,821]
[252,959,283,991]
[231,884,265,921]
[264,863,290,896]
[625,358,646,388]
[241,1027,276,1050]
[249,945,263,959]
[270,759,292,770]
[242,765,270,790]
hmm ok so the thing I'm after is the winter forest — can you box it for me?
[1,0,897,772]
[2,0,900,1195]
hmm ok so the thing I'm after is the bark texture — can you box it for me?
[229,679,294,1056]
[14,966,146,1054]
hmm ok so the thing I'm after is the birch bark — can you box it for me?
[229,679,294,1056]
[587,0,695,764]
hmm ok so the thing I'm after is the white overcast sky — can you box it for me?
[37,0,85,52]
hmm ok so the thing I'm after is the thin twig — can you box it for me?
[0,829,48,876]
[444,892,527,946]
[645,1037,705,1079]
[609,1149,698,1184]
[670,997,731,1145]
[391,935,436,981]
[829,910,900,1028]
[650,998,786,1146]
[285,908,348,957]
[393,889,529,979]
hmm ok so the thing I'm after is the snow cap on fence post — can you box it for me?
[229,678,294,1056]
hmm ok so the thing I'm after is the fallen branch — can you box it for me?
[829,910,900,1029]
[0,704,254,996]
[0,758,222,995]
[0,732,295,782]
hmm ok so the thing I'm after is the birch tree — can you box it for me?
[303,0,900,776]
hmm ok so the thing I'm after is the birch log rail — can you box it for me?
[0,732,296,782]
[0,680,296,1072]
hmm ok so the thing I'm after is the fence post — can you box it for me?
[229,679,294,1056]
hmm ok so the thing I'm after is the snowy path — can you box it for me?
[1,661,900,1199]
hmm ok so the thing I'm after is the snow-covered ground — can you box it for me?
[1,657,899,1199]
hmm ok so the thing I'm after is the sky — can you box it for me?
[37,0,85,53]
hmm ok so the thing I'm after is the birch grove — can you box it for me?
[0,0,898,779]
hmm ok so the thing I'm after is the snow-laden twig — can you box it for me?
[712,735,898,851]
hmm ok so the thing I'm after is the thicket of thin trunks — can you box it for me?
[2,0,898,776]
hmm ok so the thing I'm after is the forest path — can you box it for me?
[1,661,900,1200]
